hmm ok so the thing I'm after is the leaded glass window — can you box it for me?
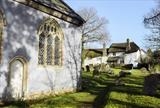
[38,33,45,65]
[46,35,53,65]
[0,11,4,62]
[54,36,60,65]
[38,18,63,66]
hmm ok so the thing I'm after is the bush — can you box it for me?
[137,63,149,71]
[122,64,133,70]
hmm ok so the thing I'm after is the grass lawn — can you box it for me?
[1,69,160,108]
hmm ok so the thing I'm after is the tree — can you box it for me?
[142,48,153,70]
[78,7,109,49]
[142,48,160,72]
[143,2,160,49]
[98,31,110,56]
[78,8,110,62]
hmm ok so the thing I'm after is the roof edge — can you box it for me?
[13,0,85,26]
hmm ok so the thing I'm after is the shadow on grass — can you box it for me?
[111,85,143,95]
[2,72,160,108]
[92,84,112,108]
[81,72,160,108]
[1,95,78,108]
[82,74,141,108]
[109,99,154,108]
[123,76,145,86]
[81,73,114,108]
[0,100,29,108]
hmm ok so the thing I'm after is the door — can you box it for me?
[9,57,27,99]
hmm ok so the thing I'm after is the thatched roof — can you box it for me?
[84,48,109,55]
[14,0,85,26]
[108,42,139,53]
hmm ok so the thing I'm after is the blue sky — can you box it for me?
[65,0,157,49]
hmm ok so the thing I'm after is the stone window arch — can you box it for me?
[38,18,63,66]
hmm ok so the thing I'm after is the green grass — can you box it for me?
[2,69,160,108]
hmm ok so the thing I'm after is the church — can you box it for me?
[0,0,84,100]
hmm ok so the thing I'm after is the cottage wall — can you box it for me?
[0,0,82,99]
[124,51,139,67]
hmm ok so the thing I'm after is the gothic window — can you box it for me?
[38,18,63,66]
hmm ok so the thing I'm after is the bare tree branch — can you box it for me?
[77,7,110,47]
[144,4,160,49]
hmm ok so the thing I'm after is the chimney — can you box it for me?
[126,38,131,51]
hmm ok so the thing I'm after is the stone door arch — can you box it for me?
[8,56,28,99]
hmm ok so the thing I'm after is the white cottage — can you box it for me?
[107,39,146,67]
[0,0,85,100]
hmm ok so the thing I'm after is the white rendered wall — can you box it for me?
[124,51,139,67]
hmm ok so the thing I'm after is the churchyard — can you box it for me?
[1,68,160,108]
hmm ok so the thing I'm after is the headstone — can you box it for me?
[86,65,90,72]
[115,70,131,85]
[93,65,99,77]
[143,74,160,95]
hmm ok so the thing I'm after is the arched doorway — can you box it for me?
[8,57,28,99]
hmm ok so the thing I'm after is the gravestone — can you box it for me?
[93,65,100,77]
[86,65,90,72]
[143,74,160,95]
[115,70,131,85]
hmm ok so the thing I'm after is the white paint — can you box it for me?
[124,51,138,67]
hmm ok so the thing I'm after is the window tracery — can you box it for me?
[38,18,63,66]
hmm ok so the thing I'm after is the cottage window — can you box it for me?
[38,18,63,66]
